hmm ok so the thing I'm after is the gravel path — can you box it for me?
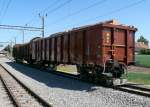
[0,58,150,107]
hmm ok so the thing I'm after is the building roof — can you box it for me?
[135,42,149,52]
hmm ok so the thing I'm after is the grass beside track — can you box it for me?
[56,65,77,74]
[56,63,150,85]
[127,72,150,85]
[135,54,150,67]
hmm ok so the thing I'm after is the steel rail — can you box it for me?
[0,76,20,107]
[115,84,150,97]
[0,64,52,107]
[44,67,150,98]
[7,59,150,98]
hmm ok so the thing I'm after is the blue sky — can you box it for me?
[0,0,149,50]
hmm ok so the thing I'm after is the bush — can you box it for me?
[140,49,150,55]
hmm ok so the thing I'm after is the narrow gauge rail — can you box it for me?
[0,64,52,107]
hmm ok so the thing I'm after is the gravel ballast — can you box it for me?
[0,80,14,107]
[0,58,150,107]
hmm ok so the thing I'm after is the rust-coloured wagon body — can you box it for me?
[13,20,137,86]
[44,20,136,66]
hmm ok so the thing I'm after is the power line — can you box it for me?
[62,0,146,30]
[46,0,108,26]
[0,27,41,31]
[25,0,72,37]
[0,42,9,43]
[25,0,73,37]
[0,0,6,19]
[46,0,73,15]
[83,0,146,24]
[0,24,42,30]
[0,24,42,31]
[25,0,61,25]
[0,0,12,23]
[41,0,60,14]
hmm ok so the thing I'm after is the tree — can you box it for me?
[137,36,149,46]
[3,45,11,53]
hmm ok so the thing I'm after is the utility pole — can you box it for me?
[39,14,46,38]
[10,40,12,57]
[22,30,24,43]
[42,16,44,38]
[14,37,16,45]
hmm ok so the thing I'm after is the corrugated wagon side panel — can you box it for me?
[63,33,70,63]
[51,38,55,62]
[48,38,51,61]
[85,26,102,65]
[41,39,44,60]
[60,35,64,63]
[38,40,42,61]
[27,44,29,60]
[46,38,49,61]
[54,37,57,62]
[69,31,76,64]
[44,38,47,60]
[56,36,61,62]
[35,41,38,61]
[75,30,84,64]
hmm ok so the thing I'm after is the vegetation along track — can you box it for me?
[0,64,52,107]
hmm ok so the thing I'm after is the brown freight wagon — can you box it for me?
[45,20,136,66]
[13,44,21,59]
[13,20,137,85]
[13,43,30,62]
[47,20,136,85]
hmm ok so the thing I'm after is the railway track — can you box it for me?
[115,83,150,97]
[0,64,52,107]
[47,68,150,97]
[0,77,14,107]
[5,59,150,98]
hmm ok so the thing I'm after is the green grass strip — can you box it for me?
[127,72,150,85]
[135,55,150,67]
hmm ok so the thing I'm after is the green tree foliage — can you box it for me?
[137,36,149,46]
[140,49,150,55]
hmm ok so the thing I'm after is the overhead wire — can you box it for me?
[25,0,60,25]
[0,0,12,23]
[0,0,1,10]
[82,0,146,24]
[0,0,6,20]
[45,0,146,36]
[41,0,60,14]
[61,0,146,30]
[46,0,73,15]
[26,0,73,37]
[45,0,108,26]
[25,0,72,26]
